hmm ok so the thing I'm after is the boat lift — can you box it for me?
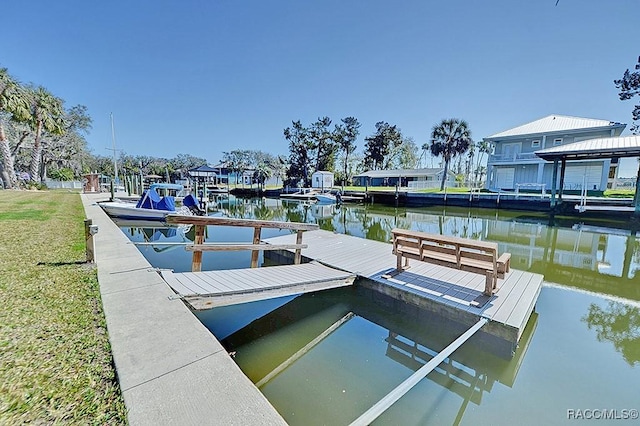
[349,317,489,426]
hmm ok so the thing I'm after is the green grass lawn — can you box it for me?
[603,189,636,198]
[0,191,126,425]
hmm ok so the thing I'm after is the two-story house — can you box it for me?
[485,115,626,192]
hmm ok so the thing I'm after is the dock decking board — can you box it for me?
[160,261,356,309]
[263,230,543,342]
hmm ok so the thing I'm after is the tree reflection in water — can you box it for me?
[583,301,640,366]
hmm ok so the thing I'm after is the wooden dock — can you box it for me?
[156,212,542,351]
[264,230,543,348]
[160,261,356,310]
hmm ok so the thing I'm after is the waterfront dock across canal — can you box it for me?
[263,229,544,352]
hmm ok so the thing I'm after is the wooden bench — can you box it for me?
[391,228,511,296]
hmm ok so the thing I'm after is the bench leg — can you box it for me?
[484,271,494,296]
[396,251,410,272]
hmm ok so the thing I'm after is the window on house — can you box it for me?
[531,140,541,148]
[553,138,563,146]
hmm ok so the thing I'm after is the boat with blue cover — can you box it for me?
[100,183,202,220]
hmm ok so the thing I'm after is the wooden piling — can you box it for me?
[251,227,262,268]
[192,224,205,272]
[84,218,95,263]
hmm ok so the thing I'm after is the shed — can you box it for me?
[311,171,334,190]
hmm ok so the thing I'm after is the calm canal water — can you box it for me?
[119,195,640,425]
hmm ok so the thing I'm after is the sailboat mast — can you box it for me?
[111,112,118,183]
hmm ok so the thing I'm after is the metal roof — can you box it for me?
[535,135,640,161]
[353,168,446,178]
[188,165,218,177]
[486,115,625,139]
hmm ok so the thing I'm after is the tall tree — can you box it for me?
[222,149,251,185]
[309,116,336,172]
[333,117,360,188]
[429,118,472,190]
[284,120,312,186]
[419,142,433,168]
[614,56,640,134]
[26,86,65,183]
[363,121,403,170]
[0,68,29,188]
[465,141,476,186]
[391,137,419,170]
[170,153,208,179]
[42,105,93,181]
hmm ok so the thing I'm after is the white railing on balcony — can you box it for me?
[488,152,541,163]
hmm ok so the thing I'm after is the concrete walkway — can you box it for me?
[81,193,286,425]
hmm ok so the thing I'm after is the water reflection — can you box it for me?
[113,218,194,253]
[205,287,537,426]
[583,301,640,366]
[212,197,639,301]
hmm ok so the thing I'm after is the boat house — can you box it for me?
[485,115,626,193]
[352,168,455,189]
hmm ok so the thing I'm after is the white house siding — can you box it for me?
[540,161,606,191]
[518,165,539,184]
[485,115,626,192]
[494,167,515,190]
[563,164,603,191]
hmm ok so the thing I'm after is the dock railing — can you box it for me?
[165,215,319,271]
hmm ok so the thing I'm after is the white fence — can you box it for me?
[44,180,83,190]
[407,181,448,190]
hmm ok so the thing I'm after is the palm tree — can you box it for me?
[429,119,472,190]
[26,86,65,183]
[466,141,476,187]
[0,68,30,188]
[474,140,492,185]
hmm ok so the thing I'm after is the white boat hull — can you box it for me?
[315,194,337,204]
[100,201,173,220]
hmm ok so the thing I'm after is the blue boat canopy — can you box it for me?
[136,187,176,211]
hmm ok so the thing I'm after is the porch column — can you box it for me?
[550,159,559,208]
[558,159,566,202]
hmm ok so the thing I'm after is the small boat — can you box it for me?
[280,188,318,200]
[100,183,202,220]
[315,191,342,204]
[315,192,337,204]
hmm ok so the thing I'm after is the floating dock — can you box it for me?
[264,230,544,354]
[161,261,355,309]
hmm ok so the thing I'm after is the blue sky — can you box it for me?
[2,0,639,175]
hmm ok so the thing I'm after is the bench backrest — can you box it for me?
[392,228,498,267]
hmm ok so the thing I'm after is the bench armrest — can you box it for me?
[497,252,511,273]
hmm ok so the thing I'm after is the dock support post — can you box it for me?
[251,227,262,268]
[84,219,97,263]
[558,159,566,203]
[192,225,205,272]
[294,230,303,264]
[550,159,559,209]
